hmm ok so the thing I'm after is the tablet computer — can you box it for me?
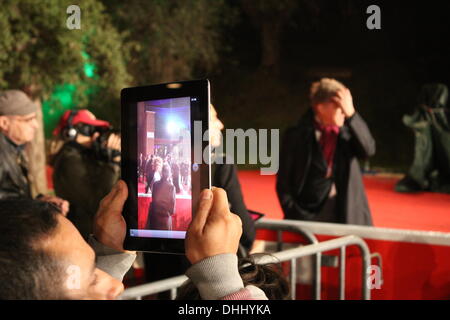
[121,79,211,254]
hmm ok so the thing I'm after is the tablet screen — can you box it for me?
[132,96,198,240]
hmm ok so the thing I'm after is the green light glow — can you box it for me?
[82,51,96,78]
[42,51,98,138]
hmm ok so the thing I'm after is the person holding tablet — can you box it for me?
[0,182,267,300]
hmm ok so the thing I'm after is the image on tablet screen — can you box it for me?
[133,96,194,239]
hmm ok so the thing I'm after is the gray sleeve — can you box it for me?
[88,235,136,281]
[185,253,244,300]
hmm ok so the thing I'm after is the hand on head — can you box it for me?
[331,88,355,118]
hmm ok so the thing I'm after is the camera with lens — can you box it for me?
[68,122,121,163]
[92,126,121,164]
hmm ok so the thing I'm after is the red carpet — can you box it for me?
[47,166,450,232]
[137,182,192,230]
[137,196,191,230]
[237,171,450,233]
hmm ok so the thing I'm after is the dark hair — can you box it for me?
[176,254,291,300]
[0,199,67,299]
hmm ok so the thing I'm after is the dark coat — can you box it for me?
[0,133,32,200]
[52,141,120,238]
[146,179,176,230]
[276,110,375,226]
[212,156,256,251]
[170,162,181,193]
[144,158,155,193]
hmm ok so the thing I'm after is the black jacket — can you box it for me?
[212,155,256,250]
[276,110,375,226]
[0,133,32,200]
[52,141,120,238]
[146,179,176,230]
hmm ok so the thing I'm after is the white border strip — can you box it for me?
[137,193,192,199]
[130,229,186,239]
[258,218,450,247]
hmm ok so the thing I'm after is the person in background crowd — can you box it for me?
[144,154,154,192]
[138,153,144,182]
[396,83,450,194]
[277,78,375,225]
[170,159,181,194]
[146,164,176,230]
[180,162,189,186]
[209,104,256,250]
[51,109,121,239]
[0,89,68,214]
[146,155,163,194]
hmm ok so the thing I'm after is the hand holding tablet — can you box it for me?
[94,182,243,262]
[93,180,129,252]
[185,188,243,264]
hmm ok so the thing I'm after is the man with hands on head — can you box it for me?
[277,78,375,226]
[0,179,267,300]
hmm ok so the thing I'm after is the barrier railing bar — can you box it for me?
[339,246,346,300]
[314,253,321,300]
[290,258,297,300]
[370,252,383,286]
[256,219,319,247]
[170,288,177,300]
[120,275,188,300]
[253,235,371,300]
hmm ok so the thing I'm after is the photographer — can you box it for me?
[51,109,121,239]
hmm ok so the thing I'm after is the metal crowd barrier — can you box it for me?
[121,274,188,300]
[253,234,371,300]
[254,219,321,300]
[120,234,372,300]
